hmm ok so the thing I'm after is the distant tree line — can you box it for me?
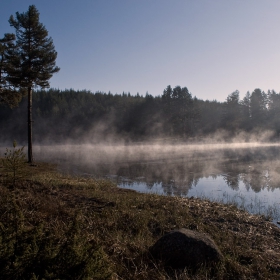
[1,86,280,144]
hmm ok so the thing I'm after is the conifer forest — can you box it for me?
[1,86,280,143]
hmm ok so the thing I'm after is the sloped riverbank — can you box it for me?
[0,162,280,279]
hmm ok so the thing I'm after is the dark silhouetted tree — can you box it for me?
[162,85,173,135]
[8,5,60,163]
[239,91,251,130]
[162,85,195,137]
[250,88,267,127]
[173,86,193,136]
[0,33,22,107]
[223,90,241,130]
[267,90,280,132]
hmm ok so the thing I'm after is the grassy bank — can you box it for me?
[0,162,280,279]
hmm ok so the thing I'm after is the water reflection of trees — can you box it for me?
[222,174,239,190]
[48,145,280,195]
[241,167,280,192]
[113,154,280,195]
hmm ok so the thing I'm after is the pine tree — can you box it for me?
[0,33,22,108]
[3,140,26,187]
[8,5,60,163]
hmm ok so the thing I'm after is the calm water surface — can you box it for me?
[11,143,280,223]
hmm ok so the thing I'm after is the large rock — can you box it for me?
[150,228,223,269]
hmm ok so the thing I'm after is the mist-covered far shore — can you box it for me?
[1,87,280,145]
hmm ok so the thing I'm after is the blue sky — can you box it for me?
[1,1,280,101]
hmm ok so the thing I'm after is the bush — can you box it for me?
[2,140,26,186]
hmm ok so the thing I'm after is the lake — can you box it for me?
[8,142,280,223]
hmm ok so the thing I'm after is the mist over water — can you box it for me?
[2,141,280,223]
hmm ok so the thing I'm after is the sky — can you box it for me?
[1,0,280,102]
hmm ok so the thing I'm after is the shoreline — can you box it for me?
[1,162,280,279]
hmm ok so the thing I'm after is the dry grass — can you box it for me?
[0,161,280,279]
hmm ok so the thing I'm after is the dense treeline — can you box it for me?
[1,86,280,143]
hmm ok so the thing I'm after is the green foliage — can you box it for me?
[3,86,280,143]
[162,85,195,135]
[0,33,22,108]
[8,5,60,89]
[2,140,26,186]
[3,5,60,163]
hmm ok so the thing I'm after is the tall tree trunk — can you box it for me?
[27,86,33,163]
